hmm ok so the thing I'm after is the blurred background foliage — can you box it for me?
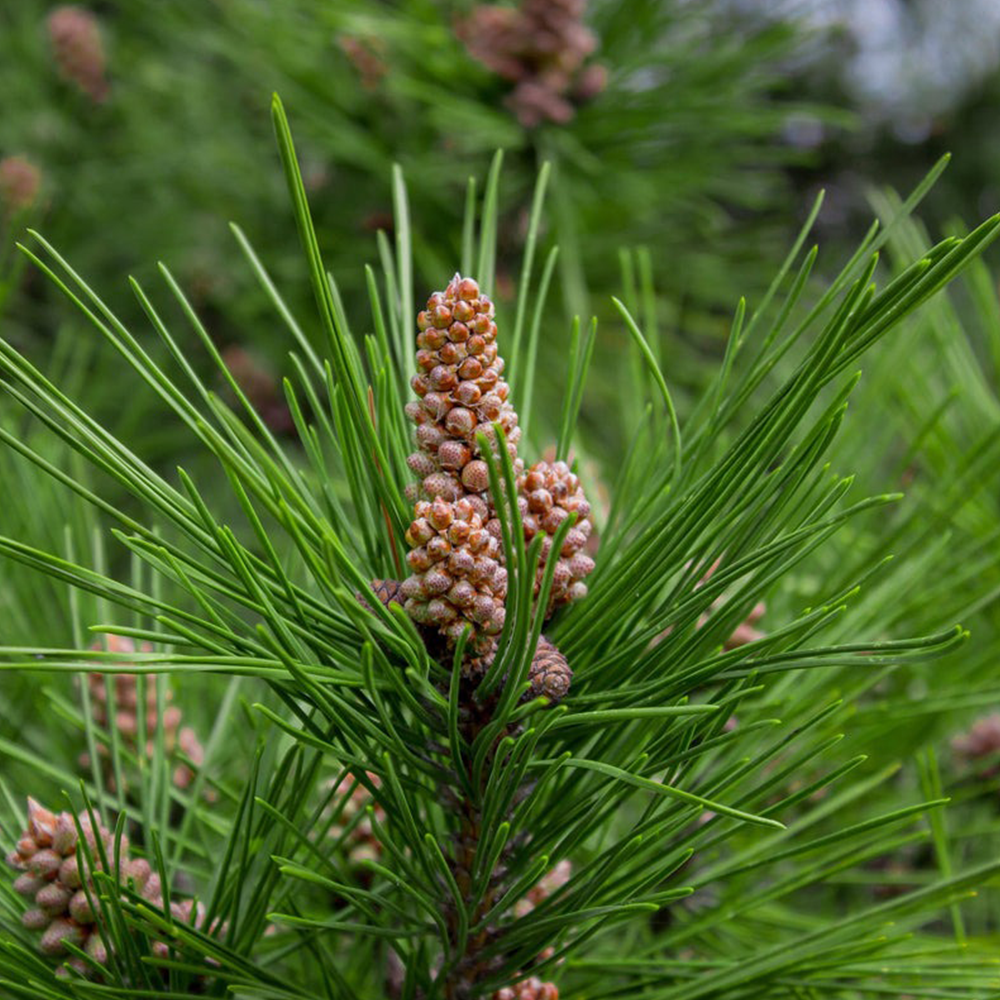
[3,0,1000,955]
[5,1,1000,450]
[0,0,842,437]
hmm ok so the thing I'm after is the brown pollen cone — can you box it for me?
[392,276,589,711]
[4,798,205,978]
[518,460,594,615]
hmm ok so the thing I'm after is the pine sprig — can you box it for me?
[0,101,998,999]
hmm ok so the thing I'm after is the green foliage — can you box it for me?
[0,0,833,369]
[0,91,999,999]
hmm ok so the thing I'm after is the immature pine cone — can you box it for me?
[401,497,507,657]
[518,460,594,614]
[358,578,405,614]
[84,635,205,791]
[406,274,522,522]
[47,6,109,103]
[0,156,42,217]
[527,637,572,703]
[5,799,203,977]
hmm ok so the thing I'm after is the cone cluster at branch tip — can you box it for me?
[84,635,205,791]
[404,274,522,654]
[402,497,507,657]
[5,798,203,977]
[403,275,595,660]
[456,0,606,128]
[0,157,42,216]
[518,461,595,613]
[47,6,109,103]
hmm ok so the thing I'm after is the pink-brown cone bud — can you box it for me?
[0,157,42,217]
[48,6,109,102]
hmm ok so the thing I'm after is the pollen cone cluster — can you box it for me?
[5,799,202,977]
[401,276,595,668]
[47,6,109,103]
[456,0,606,128]
[84,636,205,791]
[402,497,507,657]
[493,978,559,1000]
[518,461,595,614]
[406,274,522,517]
